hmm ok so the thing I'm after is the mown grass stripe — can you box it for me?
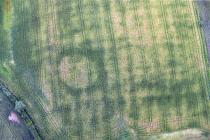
[185,0,210,126]
[115,0,141,138]
[191,1,210,125]
[130,0,152,124]
[170,0,200,128]
[56,0,77,138]
[157,0,171,131]
[177,0,202,127]
[101,0,123,139]
[12,0,58,138]
[89,0,107,139]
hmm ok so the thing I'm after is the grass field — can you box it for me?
[0,0,210,139]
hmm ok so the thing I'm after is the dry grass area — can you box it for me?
[149,129,210,140]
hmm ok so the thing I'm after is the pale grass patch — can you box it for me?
[60,57,70,81]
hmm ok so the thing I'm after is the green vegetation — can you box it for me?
[0,0,12,80]
[0,64,10,79]
[0,0,210,139]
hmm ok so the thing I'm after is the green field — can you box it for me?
[0,0,210,139]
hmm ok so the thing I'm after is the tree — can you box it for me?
[15,101,26,113]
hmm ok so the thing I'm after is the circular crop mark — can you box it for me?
[57,47,106,97]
